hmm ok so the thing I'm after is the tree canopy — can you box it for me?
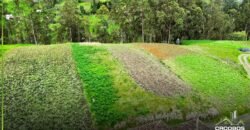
[0,0,249,44]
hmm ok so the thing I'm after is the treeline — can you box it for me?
[0,0,249,44]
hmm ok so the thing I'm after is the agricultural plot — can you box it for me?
[1,45,93,130]
[72,44,177,128]
[1,41,250,129]
[138,44,192,59]
[138,41,250,116]
[107,45,189,96]
[0,44,30,57]
[72,44,217,129]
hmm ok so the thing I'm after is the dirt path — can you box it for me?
[238,54,250,77]
[107,45,190,96]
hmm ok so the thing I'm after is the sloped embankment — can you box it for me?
[107,45,190,96]
[239,54,250,77]
[1,45,93,130]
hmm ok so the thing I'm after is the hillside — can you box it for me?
[1,40,250,129]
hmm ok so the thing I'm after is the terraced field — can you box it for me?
[1,45,93,130]
[138,41,250,115]
[1,40,250,129]
[107,45,189,96]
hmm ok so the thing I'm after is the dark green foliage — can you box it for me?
[1,45,93,130]
[1,0,249,44]
[72,44,122,128]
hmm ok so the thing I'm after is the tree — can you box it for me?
[96,5,109,15]
[240,0,250,40]
[56,0,81,42]
[203,0,234,39]
[181,2,206,39]
[156,0,185,43]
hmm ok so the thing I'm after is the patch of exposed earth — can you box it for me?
[106,45,190,96]
[138,44,192,60]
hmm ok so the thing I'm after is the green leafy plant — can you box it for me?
[72,44,122,128]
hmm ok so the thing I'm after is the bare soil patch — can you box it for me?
[138,44,191,59]
[107,45,189,96]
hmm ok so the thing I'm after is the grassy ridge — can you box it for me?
[166,54,250,113]
[2,45,92,130]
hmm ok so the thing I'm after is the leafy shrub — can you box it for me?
[226,31,247,41]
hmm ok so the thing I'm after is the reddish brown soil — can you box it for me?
[138,44,191,60]
[107,45,190,96]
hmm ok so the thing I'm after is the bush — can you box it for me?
[226,31,247,41]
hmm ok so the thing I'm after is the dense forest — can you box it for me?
[0,0,249,44]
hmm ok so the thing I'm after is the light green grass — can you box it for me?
[2,44,92,130]
[182,40,250,62]
[165,54,250,114]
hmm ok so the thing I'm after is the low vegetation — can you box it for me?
[0,44,30,57]
[182,40,250,62]
[72,44,215,129]
[72,44,122,128]
[166,54,250,114]
[1,40,250,129]
[2,45,92,130]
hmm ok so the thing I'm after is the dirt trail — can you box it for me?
[239,54,250,77]
[107,45,190,96]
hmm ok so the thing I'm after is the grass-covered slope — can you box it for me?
[138,40,250,119]
[72,44,219,129]
[1,45,92,130]
[182,40,250,62]
[166,55,250,113]
[73,44,175,128]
